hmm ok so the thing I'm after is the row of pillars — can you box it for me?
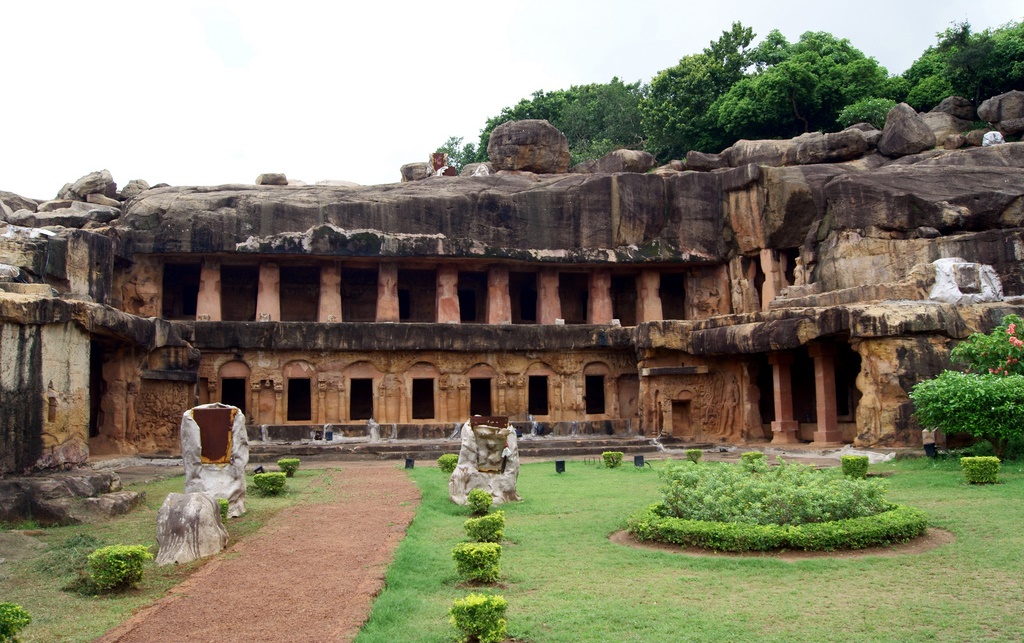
[768,345,844,445]
[193,261,669,324]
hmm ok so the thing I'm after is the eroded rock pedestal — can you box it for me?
[182,404,248,517]
[449,417,521,506]
[155,492,229,565]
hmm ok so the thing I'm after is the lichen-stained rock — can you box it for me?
[878,103,937,157]
[978,90,1024,123]
[155,492,228,565]
[795,129,868,165]
[932,96,976,121]
[822,165,1024,233]
[487,119,570,174]
[730,138,799,167]
[589,148,657,174]
[664,171,724,259]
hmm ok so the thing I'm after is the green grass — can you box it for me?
[357,458,1024,642]
[1,467,339,643]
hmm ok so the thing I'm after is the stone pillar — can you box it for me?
[376,262,399,322]
[255,262,280,322]
[588,269,613,324]
[759,249,789,311]
[318,263,343,323]
[538,268,561,325]
[273,381,284,424]
[809,344,843,444]
[436,265,460,324]
[317,378,328,424]
[768,352,800,444]
[249,381,261,424]
[636,270,663,323]
[195,260,222,321]
[486,265,512,325]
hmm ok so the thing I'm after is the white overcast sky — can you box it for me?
[1,1,1021,200]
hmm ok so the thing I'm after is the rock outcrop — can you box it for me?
[487,119,571,174]
[878,103,937,157]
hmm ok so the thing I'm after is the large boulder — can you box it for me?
[0,191,38,213]
[118,179,151,200]
[795,129,868,164]
[589,149,657,174]
[9,201,119,228]
[487,119,570,174]
[155,492,229,565]
[255,173,288,186]
[919,112,970,146]
[70,169,116,199]
[181,404,248,517]
[686,149,730,171]
[730,138,799,167]
[932,96,976,121]
[400,162,430,182]
[978,90,1024,123]
[878,103,937,157]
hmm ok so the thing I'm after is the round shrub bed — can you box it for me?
[624,459,928,552]
[626,503,928,552]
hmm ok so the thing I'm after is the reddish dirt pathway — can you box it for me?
[97,462,420,643]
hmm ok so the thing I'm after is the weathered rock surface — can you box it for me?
[0,191,39,213]
[0,471,144,525]
[795,129,869,164]
[182,404,248,517]
[487,119,570,174]
[70,169,117,199]
[9,201,119,228]
[978,90,1024,123]
[878,103,936,157]
[932,96,976,121]
[461,162,493,177]
[589,149,657,174]
[730,138,799,167]
[255,173,288,186]
[118,179,151,200]
[686,150,730,171]
[919,112,970,145]
[400,162,430,182]
[155,492,228,565]
[449,419,521,505]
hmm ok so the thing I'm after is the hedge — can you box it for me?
[961,456,1000,484]
[626,503,928,552]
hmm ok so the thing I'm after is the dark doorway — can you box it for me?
[661,273,686,320]
[835,343,862,419]
[412,378,435,419]
[528,376,549,415]
[510,272,537,324]
[287,379,311,421]
[558,273,588,324]
[792,348,816,424]
[221,378,247,414]
[610,274,637,326]
[89,341,106,438]
[341,268,377,322]
[161,263,201,319]
[280,266,320,322]
[458,272,487,323]
[397,269,436,322]
[585,375,606,414]
[470,378,492,416]
[350,378,374,420]
[221,265,259,321]
[755,355,776,425]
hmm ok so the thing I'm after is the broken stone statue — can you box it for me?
[449,416,522,505]
[181,403,249,517]
[155,492,229,565]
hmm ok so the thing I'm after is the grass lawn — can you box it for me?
[357,457,1024,643]
[0,467,339,643]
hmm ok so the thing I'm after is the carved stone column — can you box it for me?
[249,381,261,424]
[809,344,843,444]
[318,263,343,323]
[376,262,399,322]
[588,269,613,324]
[636,269,663,323]
[436,265,460,324]
[273,381,284,424]
[317,378,328,424]
[255,262,280,322]
[538,268,561,324]
[196,259,222,321]
[768,352,800,444]
[486,265,512,325]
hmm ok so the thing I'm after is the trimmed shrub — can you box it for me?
[217,498,229,521]
[277,458,300,477]
[87,545,153,591]
[253,472,287,496]
[659,460,890,526]
[0,602,31,642]
[961,456,1000,484]
[449,593,507,643]
[841,455,869,479]
[739,451,766,473]
[467,489,493,515]
[626,503,928,552]
[602,451,624,468]
[685,449,702,463]
[465,511,505,543]
[452,542,502,583]
[437,453,459,474]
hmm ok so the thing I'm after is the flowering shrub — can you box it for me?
[658,461,890,526]
[951,314,1024,376]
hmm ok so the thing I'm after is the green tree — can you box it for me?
[641,21,754,160]
[838,97,897,129]
[435,136,479,172]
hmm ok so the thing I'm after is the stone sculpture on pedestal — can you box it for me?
[449,416,521,505]
[181,403,248,517]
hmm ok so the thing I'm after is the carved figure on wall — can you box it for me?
[449,417,521,505]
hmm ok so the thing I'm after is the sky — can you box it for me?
[1,1,1021,200]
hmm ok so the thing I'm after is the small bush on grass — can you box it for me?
[218,498,229,521]
[87,545,153,591]
[449,593,507,643]
[437,453,459,474]
[253,472,287,496]
[739,452,765,471]
[277,458,301,477]
[467,489,493,515]
[0,602,31,643]
[465,511,505,543]
[961,456,1000,484]
[841,455,869,479]
[602,451,624,468]
[686,449,702,463]
[452,542,502,583]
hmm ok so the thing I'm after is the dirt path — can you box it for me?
[97,461,420,643]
